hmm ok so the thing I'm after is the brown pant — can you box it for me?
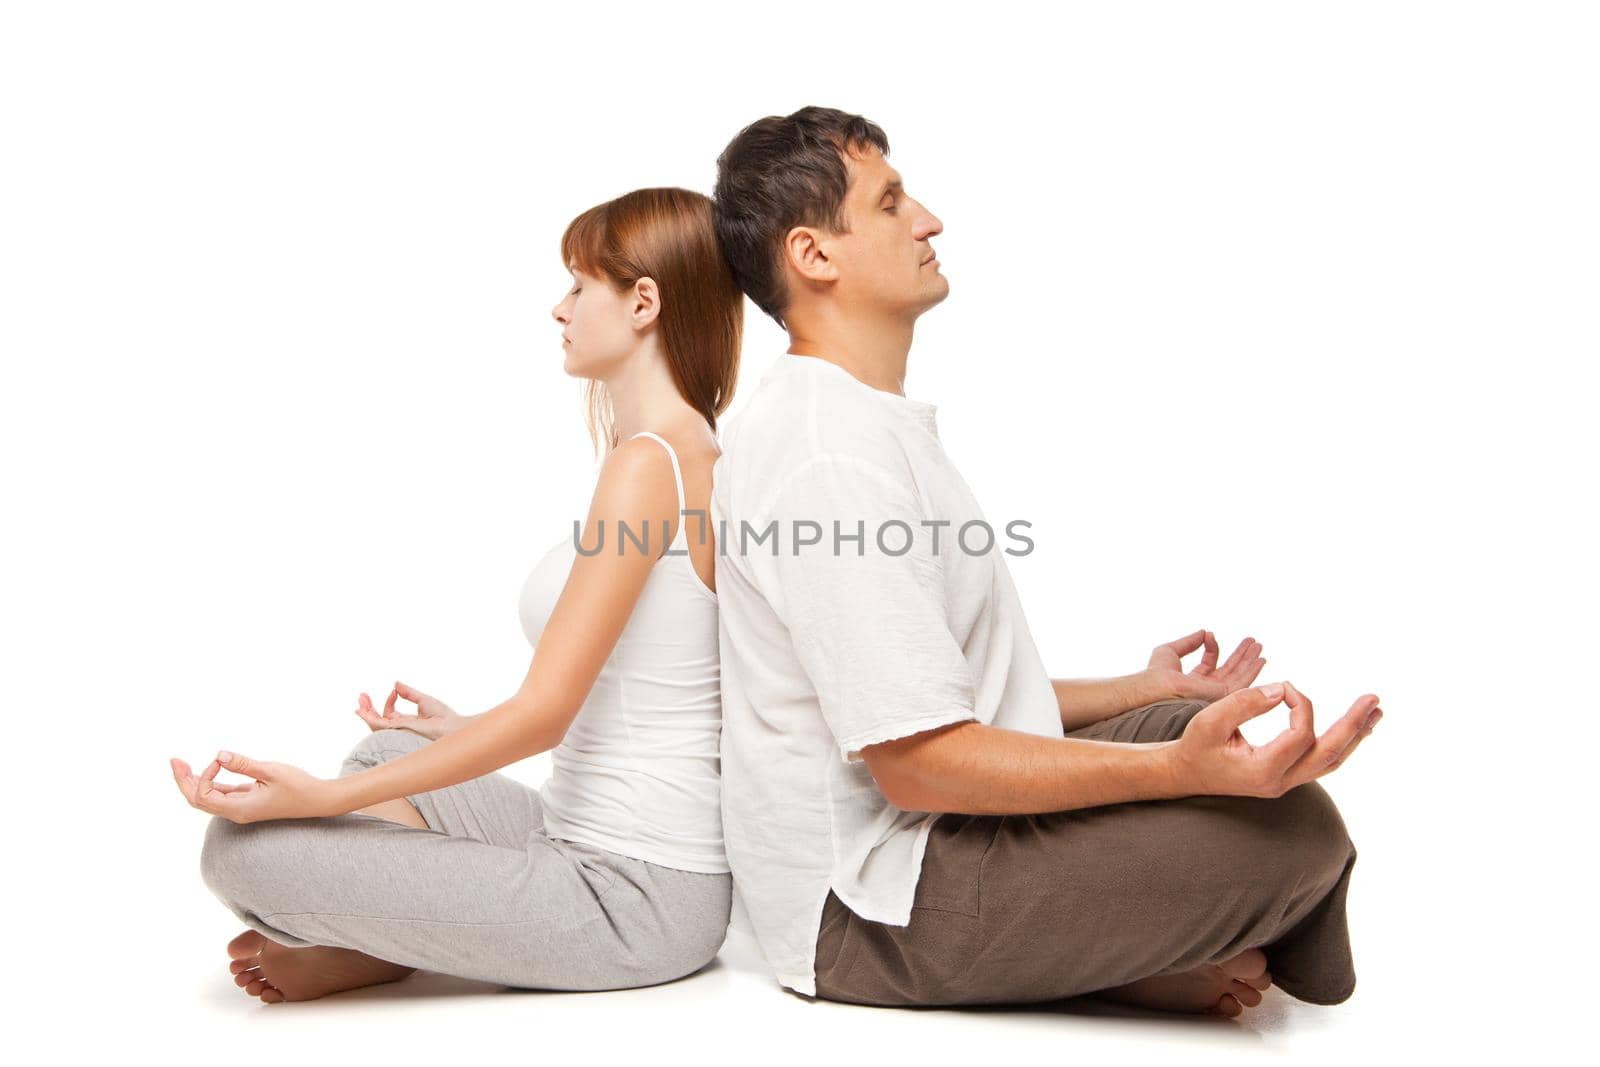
[813,698,1358,1007]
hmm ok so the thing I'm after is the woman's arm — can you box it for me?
[325,437,683,816]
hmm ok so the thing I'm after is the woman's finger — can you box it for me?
[356,697,385,729]
[191,757,223,805]
[169,758,196,805]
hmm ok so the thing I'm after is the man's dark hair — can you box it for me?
[712,106,890,329]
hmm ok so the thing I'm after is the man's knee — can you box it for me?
[1275,779,1356,883]
[1141,697,1210,741]
[340,729,430,776]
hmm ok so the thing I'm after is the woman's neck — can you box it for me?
[603,343,703,443]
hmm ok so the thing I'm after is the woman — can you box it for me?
[170,187,743,1003]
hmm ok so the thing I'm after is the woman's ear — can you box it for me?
[630,277,661,330]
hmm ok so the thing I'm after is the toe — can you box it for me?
[235,968,262,989]
[228,929,266,961]
[1229,979,1264,1008]
[1218,947,1269,983]
[229,958,253,975]
[1214,993,1243,1018]
[260,986,285,1004]
[1243,970,1273,992]
[245,977,268,996]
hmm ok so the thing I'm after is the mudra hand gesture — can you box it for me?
[1146,630,1266,702]
[169,751,333,824]
[354,680,464,741]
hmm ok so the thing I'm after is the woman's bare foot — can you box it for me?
[226,929,417,1003]
[1090,947,1274,1018]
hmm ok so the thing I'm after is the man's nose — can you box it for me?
[914,209,943,239]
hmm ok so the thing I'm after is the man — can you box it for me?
[708,106,1381,1015]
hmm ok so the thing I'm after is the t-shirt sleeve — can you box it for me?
[745,453,978,763]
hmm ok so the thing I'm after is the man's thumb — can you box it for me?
[1211,683,1284,732]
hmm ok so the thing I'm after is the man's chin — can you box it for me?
[917,275,951,312]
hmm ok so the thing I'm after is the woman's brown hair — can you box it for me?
[560,187,744,456]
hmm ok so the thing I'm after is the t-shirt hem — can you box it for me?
[778,970,818,997]
[837,710,978,763]
[542,821,730,875]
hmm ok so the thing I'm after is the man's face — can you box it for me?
[826,144,947,319]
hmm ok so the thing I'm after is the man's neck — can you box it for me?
[786,314,913,396]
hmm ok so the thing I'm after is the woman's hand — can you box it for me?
[169,751,336,824]
[355,681,463,741]
[1145,629,1266,702]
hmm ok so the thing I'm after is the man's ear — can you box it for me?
[783,226,839,285]
[629,277,661,330]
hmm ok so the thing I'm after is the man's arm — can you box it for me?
[1050,631,1268,731]
[863,682,1384,816]
[1050,673,1170,732]
[863,719,1184,814]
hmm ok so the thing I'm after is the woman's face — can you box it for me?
[550,264,645,380]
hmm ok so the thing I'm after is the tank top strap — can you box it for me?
[628,431,686,545]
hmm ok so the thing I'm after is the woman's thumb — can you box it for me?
[217,750,262,778]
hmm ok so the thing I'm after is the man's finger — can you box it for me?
[1218,637,1252,676]
[1161,630,1207,657]
[1283,695,1378,788]
[1209,683,1287,734]
[1315,712,1381,778]
[1257,683,1317,774]
[1195,631,1220,674]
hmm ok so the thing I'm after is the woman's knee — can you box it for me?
[199,814,257,903]
[199,811,326,908]
[339,729,431,776]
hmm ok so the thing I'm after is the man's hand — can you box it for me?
[1145,629,1265,702]
[1164,681,1383,798]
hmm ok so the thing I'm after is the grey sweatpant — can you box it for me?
[199,729,732,990]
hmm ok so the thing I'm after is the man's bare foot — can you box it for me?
[1090,948,1274,1018]
[226,929,417,1003]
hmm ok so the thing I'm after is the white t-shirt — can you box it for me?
[712,352,1063,996]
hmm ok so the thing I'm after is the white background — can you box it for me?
[4,1,1594,1062]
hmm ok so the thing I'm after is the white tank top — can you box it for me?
[516,431,727,874]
